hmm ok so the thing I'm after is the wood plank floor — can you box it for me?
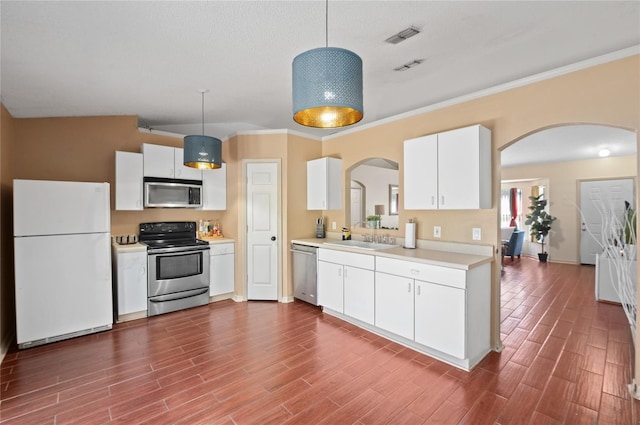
[1,258,639,424]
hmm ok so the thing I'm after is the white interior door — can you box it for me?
[350,183,364,225]
[579,179,634,265]
[246,162,279,300]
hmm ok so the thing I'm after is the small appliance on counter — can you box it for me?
[315,217,325,238]
[115,234,138,245]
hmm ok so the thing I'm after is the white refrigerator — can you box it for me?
[13,179,113,348]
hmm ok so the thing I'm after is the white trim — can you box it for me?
[137,127,231,142]
[232,128,322,142]
[323,45,640,141]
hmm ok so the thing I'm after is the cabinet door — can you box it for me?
[142,143,175,178]
[414,280,465,358]
[437,125,491,209]
[115,151,143,211]
[174,147,203,180]
[202,163,227,210]
[374,272,414,340]
[404,135,438,210]
[307,157,342,210]
[344,266,374,325]
[318,261,344,313]
[210,251,234,296]
[117,251,148,315]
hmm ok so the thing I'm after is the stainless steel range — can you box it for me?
[139,222,210,316]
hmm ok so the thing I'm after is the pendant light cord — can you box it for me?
[325,0,328,48]
[201,91,205,136]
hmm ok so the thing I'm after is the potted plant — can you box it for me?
[525,195,557,262]
[366,215,381,229]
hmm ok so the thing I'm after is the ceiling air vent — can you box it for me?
[394,59,424,72]
[385,26,420,44]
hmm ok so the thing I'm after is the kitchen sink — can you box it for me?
[323,240,400,250]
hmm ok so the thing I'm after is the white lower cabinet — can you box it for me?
[343,266,375,325]
[414,280,465,359]
[375,256,490,368]
[209,242,235,297]
[374,272,414,340]
[318,248,491,371]
[113,247,147,320]
[318,248,375,324]
[318,260,344,313]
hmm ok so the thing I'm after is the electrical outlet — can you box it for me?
[472,227,481,240]
[332,221,336,230]
[433,226,442,238]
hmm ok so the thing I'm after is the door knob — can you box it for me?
[271,236,276,241]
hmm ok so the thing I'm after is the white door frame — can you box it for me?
[242,159,282,301]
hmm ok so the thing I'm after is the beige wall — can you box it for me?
[502,155,637,264]
[0,54,638,371]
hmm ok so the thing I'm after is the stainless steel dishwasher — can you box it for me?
[291,243,318,305]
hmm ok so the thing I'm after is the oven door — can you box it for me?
[148,246,210,297]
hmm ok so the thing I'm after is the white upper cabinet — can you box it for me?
[202,163,227,210]
[141,143,174,178]
[307,157,342,210]
[174,147,203,180]
[141,143,202,180]
[115,151,143,211]
[404,124,491,210]
[404,134,438,210]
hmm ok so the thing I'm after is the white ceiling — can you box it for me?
[502,124,637,168]
[1,1,639,165]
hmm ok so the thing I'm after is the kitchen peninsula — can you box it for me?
[291,237,493,370]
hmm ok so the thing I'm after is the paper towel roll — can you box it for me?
[404,222,416,249]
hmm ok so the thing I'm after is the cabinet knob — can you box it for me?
[417,285,421,296]
[407,282,411,292]
[271,236,276,241]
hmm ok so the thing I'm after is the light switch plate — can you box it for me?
[472,227,482,240]
[433,226,442,238]
[332,221,336,230]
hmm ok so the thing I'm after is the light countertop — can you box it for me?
[200,237,234,245]
[291,238,493,270]
[112,242,147,253]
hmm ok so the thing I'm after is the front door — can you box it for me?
[246,161,280,300]
[579,178,634,265]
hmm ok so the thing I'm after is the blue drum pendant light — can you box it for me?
[184,89,222,169]
[292,0,363,128]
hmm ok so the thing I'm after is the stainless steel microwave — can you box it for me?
[144,177,202,208]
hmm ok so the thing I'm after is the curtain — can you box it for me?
[509,188,518,227]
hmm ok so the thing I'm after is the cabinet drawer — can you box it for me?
[210,243,234,255]
[376,256,466,289]
[319,248,374,270]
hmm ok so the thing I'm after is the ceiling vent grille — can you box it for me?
[385,26,420,44]
[394,59,424,72]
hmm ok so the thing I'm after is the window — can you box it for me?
[501,188,522,228]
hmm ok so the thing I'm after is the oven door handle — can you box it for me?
[148,246,210,255]
[149,287,209,303]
